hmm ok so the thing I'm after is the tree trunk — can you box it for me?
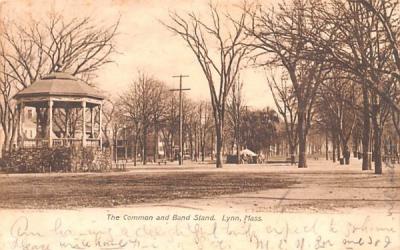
[2,128,9,153]
[153,122,158,163]
[133,134,138,166]
[332,132,336,163]
[337,134,341,161]
[1,109,18,153]
[325,133,329,161]
[236,139,240,165]
[189,133,194,160]
[169,135,174,161]
[344,144,350,165]
[215,122,223,168]
[236,121,241,164]
[194,127,198,162]
[201,142,205,162]
[114,136,118,164]
[110,143,114,169]
[211,131,214,161]
[298,134,307,168]
[372,118,382,174]
[143,127,147,165]
[290,145,296,165]
[297,111,307,168]
[362,87,371,171]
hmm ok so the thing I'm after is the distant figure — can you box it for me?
[258,153,265,164]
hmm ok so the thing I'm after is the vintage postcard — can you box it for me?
[0,0,399,249]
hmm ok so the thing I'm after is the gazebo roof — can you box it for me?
[14,72,106,100]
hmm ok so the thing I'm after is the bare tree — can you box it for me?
[310,0,396,173]
[226,77,245,164]
[246,0,331,168]
[160,93,179,161]
[357,0,400,138]
[107,100,128,165]
[165,3,249,168]
[317,73,358,164]
[101,98,117,148]
[267,73,299,164]
[119,93,141,166]
[0,62,18,152]
[1,14,119,86]
[151,84,168,163]
[198,101,214,162]
[120,72,167,165]
[182,98,198,161]
[359,0,400,81]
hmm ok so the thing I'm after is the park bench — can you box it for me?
[262,158,297,164]
[157,160,167,165]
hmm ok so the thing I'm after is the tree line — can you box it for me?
[165,0,400,173]
[104,72,281,166]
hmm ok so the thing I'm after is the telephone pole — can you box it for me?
[170,75,190,165]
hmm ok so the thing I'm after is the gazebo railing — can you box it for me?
[87,138,101,147]
[52,138,82,147]
[52,138,101,148]
[22,139,48,148]
[20,138,101,148]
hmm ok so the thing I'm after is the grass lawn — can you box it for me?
[0,171,299,208]
[0,160,398,211]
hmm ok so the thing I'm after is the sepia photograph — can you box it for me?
[0,0,399,249]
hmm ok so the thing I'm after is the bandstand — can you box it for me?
[14,72,105,149]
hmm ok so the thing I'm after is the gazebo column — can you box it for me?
[90,107,94,138]
[82,101,87,147]
[65,106,70,147]
[18,102,25,148]
[36,107,40,147]
[48,99,53,148]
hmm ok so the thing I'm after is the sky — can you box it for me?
[1,0,276,109]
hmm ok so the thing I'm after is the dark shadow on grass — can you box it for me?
[0,172,299,209]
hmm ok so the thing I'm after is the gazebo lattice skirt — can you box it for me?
[2,146,111,173]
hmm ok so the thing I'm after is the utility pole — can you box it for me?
[124,125,127,163]
[170,75,190,165]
